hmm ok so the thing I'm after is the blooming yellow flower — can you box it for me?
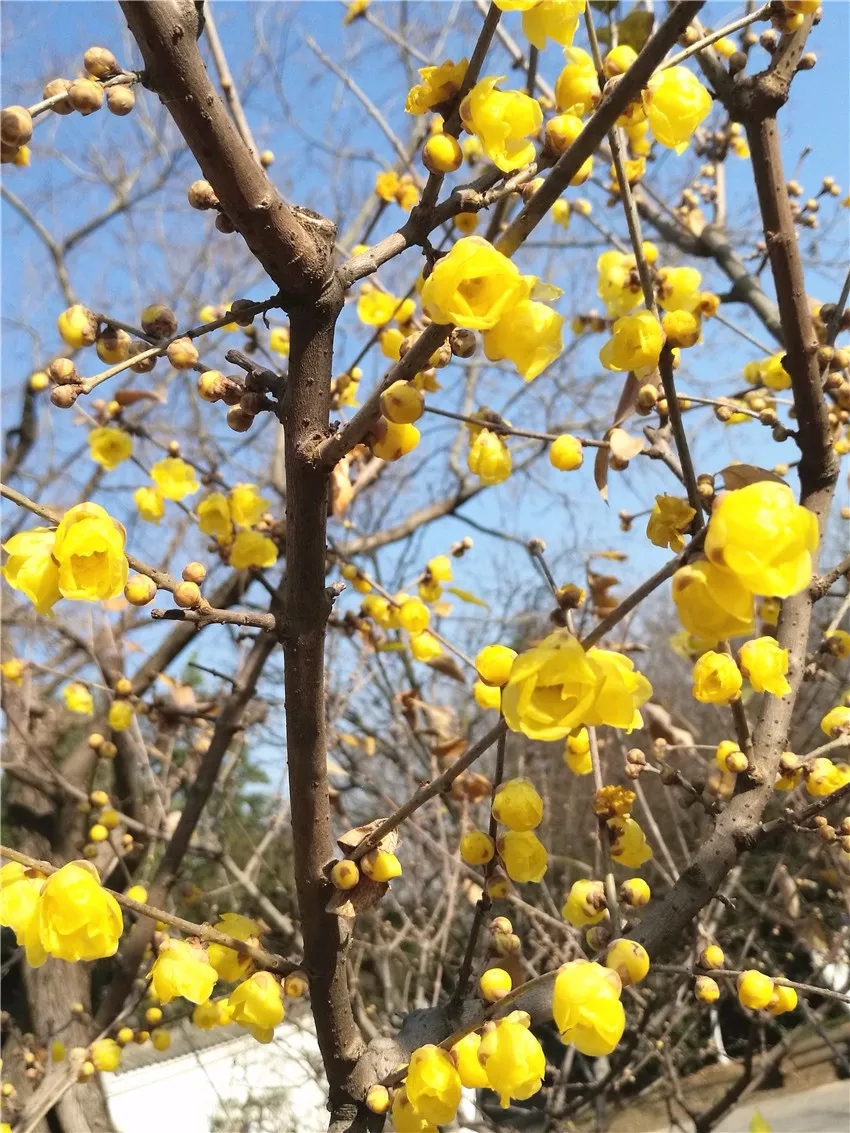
[501,630,652,741]
[133,486,165,524]
[1,658,26,685]
[405,58,468,115]
[343,0,369,25]
[554,960,625,1055]
[821,706,850,737]
[562,879,606,927]
[492,777,544,831]
[108,699,133,731]
[656,266,703,313]
[150,938,217,1005]
[227,971,284,1043]
[482,298,564,380]
[421,236,528,329]
[228,484,268,528]
[409,631,443,662]
[691,651,743,705]
[207,913,260,983]
[36,861,122,964]
[268,326,290,356]
[150,457,199,501]
[825,630,850,659]
[608,816,652,866]
[405,1045,462,1125]
[391,1087,437,1132]
[53,503,128,602]
[806,757,850,796]
[451,1032,489,1088]
[2,528,62,615]
[555,46,600,115]
[192,999,231,1030]
[468,428,512,485]
[643,66,712,154]
[374,170,401,203]
[738,637,790,696]
[705,483,818,598]
[599,311,664,373]
[229,530,278,570]
[646,495,696,552]
[379,327,405,360]
[0,862,46,967]
[89,427,133,471]
[396,177,420,210]
[597,250,643,319]
[460,76,543,172]
[545,112,593,182]
[198,493,232,542]
[662,309,701,348]
[672,560,754,642]
[767,985,798,1015]
[357,288,400,326]
[91,1038,122,1072]
[64,682,94,715]
[498,830,548,881]
[426,554,452,582]
[518,0,585,50]
[474,680,502,710]
[478,1011,546,1107]
[737,969,774,1010]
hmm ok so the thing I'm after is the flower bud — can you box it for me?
[330,859,360,890]
[106,87,135,116]
[124,575,157,606]
[188,179,220,210]
[239,391,266,416]
[226,406,255,432]
[215,213,236,234]
[173,581,202,609]
[166,337,199,369]
[1,106,33,147]
[380,380,424,424]
[68,79,104,115]
[129,342,157,373]
[142,304,178,339]
[96,328,131,364]
[365,1085,390,1114]
[449,327,477,358]
[100,741,118,759]
[49,357,79,385]
[50,384,81,408]
[229,299,256,327]
[422,132,463,175]
[43,79,74,115]
[260,150,275,167]
[197,370,227,402]
[182,561,206,585]
[84,46,120,78]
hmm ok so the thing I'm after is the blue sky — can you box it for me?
[2,2,848,708]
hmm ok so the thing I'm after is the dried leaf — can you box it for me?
[326,876,389,917]
[594,444,610,502]
[431,601,454,617]
[170,682,197,710]
[612,371,644,429]
[591,550,629,562]
[330,458,354,519]
[718,464,786,490]
[426,655,467,683]
[377,641,406,652]
[608,427,645,462]
[433,736,469,761]
[338,821,398,855]
[684,207,707,238]
[447,587,489,608]
[114,387,165,407]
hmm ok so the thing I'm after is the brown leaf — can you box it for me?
[330,457,354,519]
[594,444,610,502]
[426,654,467,683]
[608,427,646,462]
[684,207,707,238]
[433,736,469,762]
[114,387,165,406]
[337,821,398,856]
[326,876,389,917]
[718,464,786,491]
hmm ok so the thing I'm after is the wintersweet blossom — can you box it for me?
[0,862,46,966]
[562,879,606,927]
[207,913,260,983]
[478,1011,546,1107]
[64,683,94,715]
[421,236,528,329]
[599,311,664,373]
[405,58,468,115]
[672,560,755,642]
[608,816,652,867]
[53,503,128,602]
[492,777,544,831]
[229,530,278,570]
[198,493,233,542]
[467,428,512,485]
[405,1045,462,1125]
[643,66,712,153]
[227,971,284,1043]
[460,76,543,172]
[150,938,217,1005]
[498,830,548,882]
[2,528,62,615]
[518,0,585,50]
[36,862,122,964]
[482,298,564,380]
[228,484,268,528]
[133,486,164,524]
[555,46,600,116]
[553,960,625,1056]
[646,495,696,552]
[738,637,791,696]
[150,457,199,501]
[89,427,133,471]
[691,651,743,705]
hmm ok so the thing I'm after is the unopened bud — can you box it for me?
[187,180,220,210]
[166,337,199,369]
[182,561,206,584]
[50,384,81,408]
[173,581,202,609]
[43,79,74,115]
[215,212,236,234]
[106,87,135,116]
[449,327,477,358]
[68,79,103,115]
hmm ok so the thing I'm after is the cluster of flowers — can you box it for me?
[196,482,278,571]
[461,776,548,883]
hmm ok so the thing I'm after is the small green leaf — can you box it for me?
[447,587,489,608]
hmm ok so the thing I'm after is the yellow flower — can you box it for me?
[379,327,404,360]
[451,1032,489,1088]
[501,630,651,740]
[207,913,260,983]
[64,682,94,715]
[0,862,46,967]
[37,861,122,964]
[713,483,820,598]
[647,495,696,552]
[53,502,128,602]
[564,736,592,775]
[405,58,468,115]
[738,637,791,696]
[492,777,544,831]
[672,560,755,642]
[597,250,642,319]
[643,66,712,154]
[343,0,369,24]
[460,830,496,865]
[767,984,798,1015]
[361,848,402,882]
[198,493,233,542]
[227,971,284,1043]
[421,236,528,329]
[1,658,26,685]
[460,76,543,172]
[108,699,133,731]
[374,169,400,202]
[229,530,278,570]
[91,1038,122,1072]
[545,112,593,182]
[474,680,501,710]
[391,1087,437,1132]
[370,420,420,461]
[2,527,62,615]
[467,428,512,485]
[89,427,133,471]
[562,879,606,927]
[57,304,97,349]
[426,554,452,582]
[806,757,850,796]
[498,830,548,881]
[268,327,290,356]
[150,457,199,501]
[737,969,774,1010]
[553,960,625,1055]
[550,433,584,471]
[192,998,231,1030]
[656,266,703,313]
[357,288,401,326]
[608,816,652,866]
[478,1011,546,1107]
[821,706,850,737]
[150,938,217,1005]
[133,486,165,524]
[228,484,268,528]
[555,46,600,115]
[691,651,743,705]
[605,938,650,987]
[825,630,850,659]
[396,177,420,210]
[493,0,537,8]
[405,1045,462,1125]
[593,784,636,818]
[475,644,517,686]
[519,0,585,49]
[599,310,664,373]
[662,309,701,348]
[482,298,564,380]
[409,631,443,662]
